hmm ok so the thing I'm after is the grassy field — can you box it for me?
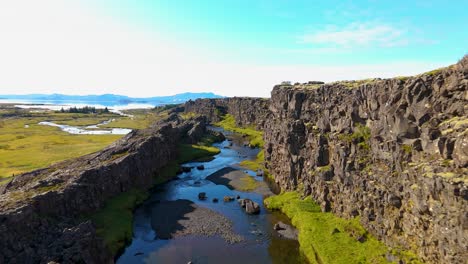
[101,109,169,130]
[0,107,166,181]
[265,192,422,264]
[0,115,122,180]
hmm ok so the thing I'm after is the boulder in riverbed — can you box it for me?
[273,223,284,230]
[223,196,235,202]
[198,192,207,200]
[238,199,260,214]
[181,166,192,173]
[274,221,298,240]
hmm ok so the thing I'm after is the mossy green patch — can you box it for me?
[439,116,468,130]
[265,192,422,264]
[396,76,410,81]
[214,114,264,147]
[239,150,274,181]
[153,161,181,185]
[90,189,149,255]
[337,123,371,145]
[177,144,220,163]
[422,67,445,76]
[316,165,331,172]
[401,144,412,154]
[240,150,264,171]
[237,175,258,191]
[331,78,379,89]
[180,112,199,120]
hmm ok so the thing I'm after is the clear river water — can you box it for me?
[117,128,309,264]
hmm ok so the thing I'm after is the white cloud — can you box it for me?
[300,22,407,48]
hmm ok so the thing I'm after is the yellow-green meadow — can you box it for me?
[0,106,164,182]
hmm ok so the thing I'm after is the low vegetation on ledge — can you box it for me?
[212,114,273,180]
[214,114,264,147]
[265,192,422,264]
[90,189,149,255]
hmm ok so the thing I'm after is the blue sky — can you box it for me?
[97,0,467,64]
[0,0,466,97]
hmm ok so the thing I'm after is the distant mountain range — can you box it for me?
[0,92,223,106]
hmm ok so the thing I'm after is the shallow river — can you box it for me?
[117,128,308,264]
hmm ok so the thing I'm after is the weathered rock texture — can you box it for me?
[183,57,468,263]
[0,115,209,263]
[263,57,468,263]
[184,97,270,129]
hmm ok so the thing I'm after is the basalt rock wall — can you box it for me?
[184,97,270,129]
[263,58,468,263]
[0,115,208,263]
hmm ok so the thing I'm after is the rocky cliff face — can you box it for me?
[184,97,270,129]
[183,57,467,263]
[264,58,468,263]
[0,115,208,263]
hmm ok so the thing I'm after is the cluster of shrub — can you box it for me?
[59,106,110,114]
[154,104,179,111]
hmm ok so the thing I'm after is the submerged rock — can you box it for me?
[223,196,235,202]
[238,199,260,214]
[274,221,298,240]
[198,192,207,200]
[181,166,192,173]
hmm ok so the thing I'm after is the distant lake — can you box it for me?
[0,99,158,110]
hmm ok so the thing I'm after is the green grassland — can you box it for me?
[265,192,422,264]
[0,114,122,179]
[0,107,168,181]
[100,109,169,130]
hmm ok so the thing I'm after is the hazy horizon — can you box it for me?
[0,91,224,98]
[0,0,466,97]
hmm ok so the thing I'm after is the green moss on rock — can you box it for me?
[265,192,422,264]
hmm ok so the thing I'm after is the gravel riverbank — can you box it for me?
[150,199,244,244]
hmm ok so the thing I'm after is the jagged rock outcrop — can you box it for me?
[264,57,468,263]
[184,97,270,129]
[0,115,209,263]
